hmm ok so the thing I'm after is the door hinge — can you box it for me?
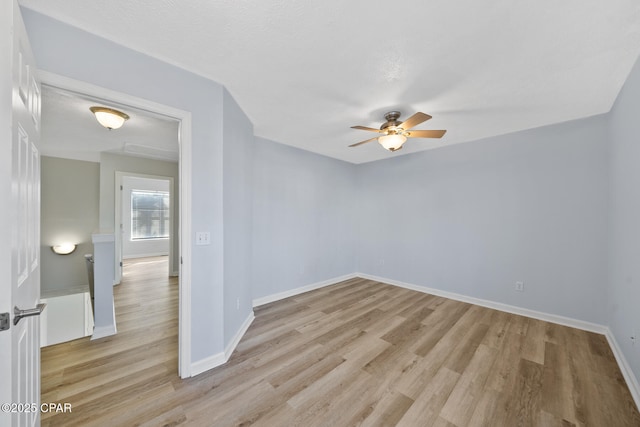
[120,185,123,190]
[120,261,123,267]
[180,256,183,265]
[0,313,9,331]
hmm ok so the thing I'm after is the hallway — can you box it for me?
[41,256,178,426]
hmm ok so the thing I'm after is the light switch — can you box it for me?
[195,231,211,245]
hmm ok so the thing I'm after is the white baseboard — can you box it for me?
[92,304,117,340]
[190,310,255,377]
[224,311,255,360]
[91,324,117,340]
[357,273,607,334]
[191,352,226,377]
[604,328,640,411]
[252,273,358,307]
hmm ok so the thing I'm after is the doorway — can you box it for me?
[38,70,192,377]
[115,173,176,283]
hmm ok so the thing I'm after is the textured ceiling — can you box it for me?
[41,85,179,163]
[21,0,640,164]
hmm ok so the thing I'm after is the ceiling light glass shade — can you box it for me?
[378,134,407,151]
[52,243,77,255]
[89,106,130,130]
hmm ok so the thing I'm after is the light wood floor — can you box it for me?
[42,261,640,426]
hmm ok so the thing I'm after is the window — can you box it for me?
[131,190,170,240]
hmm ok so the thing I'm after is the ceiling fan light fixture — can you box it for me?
[378,134,407,151]
[349,111,445,151]
[89,106,130,130]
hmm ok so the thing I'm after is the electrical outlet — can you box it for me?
[236,298,240,310]
[515,281,524,292]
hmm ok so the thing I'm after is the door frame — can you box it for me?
[38,70,193,378]
[115,172,176,279]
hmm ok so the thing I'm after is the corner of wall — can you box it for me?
[191,310,254,377]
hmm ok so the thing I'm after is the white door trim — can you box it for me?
[37,70,193,378]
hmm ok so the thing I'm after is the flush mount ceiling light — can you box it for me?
[89,106,130,130]
[51,243,77,255]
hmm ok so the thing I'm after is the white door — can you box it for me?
[0,2,42,426]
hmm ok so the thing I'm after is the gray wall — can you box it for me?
[122,176,171,259]
[24,8,226,362]
[608,55,640,381]
[41,156,99,293]
[356,117,610,325]
[99,153,179,273]
[252,137,357,300]
[222,88,254,342]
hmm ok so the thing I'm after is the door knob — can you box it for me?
[14,303,46,325]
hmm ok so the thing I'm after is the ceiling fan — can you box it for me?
[350,111,446,152]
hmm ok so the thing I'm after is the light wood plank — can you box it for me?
[41,266,640,426]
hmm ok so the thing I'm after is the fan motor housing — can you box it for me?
[381,111,402,131]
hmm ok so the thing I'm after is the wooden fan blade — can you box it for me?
[406,129,447,138]
[351,125,382,133]
[400,112,432,130]
[349,137,378,147]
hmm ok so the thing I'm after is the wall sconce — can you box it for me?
[52,243,77,255]
[89,106,130,130]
